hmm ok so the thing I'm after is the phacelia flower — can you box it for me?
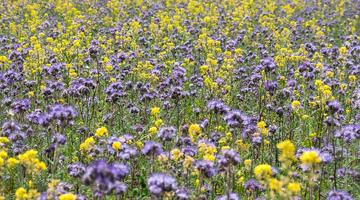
[147,173,177,197]
[327,190,353,200]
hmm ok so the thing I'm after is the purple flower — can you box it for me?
[327,100,343,114]
[27,109,51,126]
[217,149,241,168]
[157,126,177,141]
[175,188,189,200]
[335,124,360,143]
[195,160,217,178]
[207,100,230,114]
[216,192,240,200]
[68,162,86,178]
[11,98,30,114]
[223,110,248,128]
[147,173,177,196]
[48,104,77,124]
[263,81,278,95]
[327,190,353,200]
[142,141,163,156]
[82,160,129,195]
[66,78,96,97]
[105,82,127,102]
[244,179,263,192]
[118,144,138,160]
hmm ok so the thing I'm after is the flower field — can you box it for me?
[0,0,359,199]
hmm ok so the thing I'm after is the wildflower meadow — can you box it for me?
[0,0,359,199]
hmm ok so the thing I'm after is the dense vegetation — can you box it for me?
[0,0,359,199]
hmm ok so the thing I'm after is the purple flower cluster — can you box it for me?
[82,160,129,195]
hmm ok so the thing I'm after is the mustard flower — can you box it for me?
[276,140,296,162]
[254,164,272,179]
[95,126,108,137]
[59,193,77,200]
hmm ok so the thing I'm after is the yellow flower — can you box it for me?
[257,121,266,129]
[315,79,323,88]
[291,100,301,110]
[73,40,81,48]
[154,119,163,127]
[287,182,301,193]
[105,65,113,71]
[170,148,183,161]
[7,157,19,168]
[95,126,108,137]
[203,153,215,162]
[183,156,194,169]
[136,141,143,149]
[0,151,8,159]
[244,159,252,167]
[315,63,323,69]
[110,77,117,83]
[36,162,47,171]
[28,91,35,97]
[200,65,209,74]
[15,187,28,200]
[0,56,8,63]
[188,124,201,142]
[148,126,158,136]
[300,151,321,165]
[18,150,37,163]
[80,137,95,152]
[339,46,347,55]
[26,188,39,199]
[221,146,230,150]
[301,114,309,120]
[276,140,295,161]
[195,178,200,188]
[112,141,122,151]
[0,137,9,144]
[151,107,160,116]
[59,193,77,200]
[268,178,282,191]
[254,164,272,179]
[326,71,334,78]
[349,75,357,82]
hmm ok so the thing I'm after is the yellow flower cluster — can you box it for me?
[95,126,109,137]
[198,142,217,162]
[151,107,160,117]
[0,137,9,147]
[0,150,7,170]
[80,137,95,153]
[291,100,301,110]
[276,140,296,162]
[112,141,122,151]
[170,148,184,161]
[59,193,77,200]
[18,150,46,174]
[148,126,158,136]
[15,187,39,200]
[257,121,269,136]
[254,164,272,180]
[300,151,321,166]
[188,124,202,142]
